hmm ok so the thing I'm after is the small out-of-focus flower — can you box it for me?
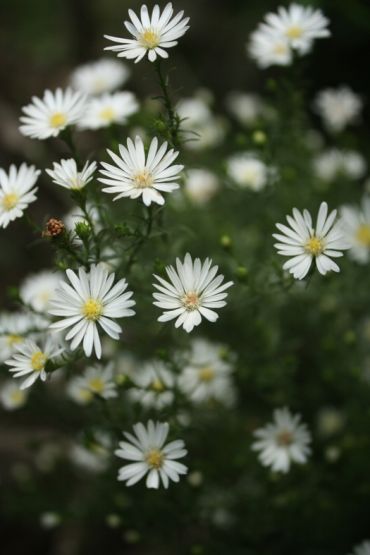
[184,169,219,205]
[70,58,130,95]
[0,380,29,410]
[0,164,39,229]
[20,271,61,313]
[340,196,370,264]
[226,153,270,191]
[79,92,138,129]
[314,86,362,133]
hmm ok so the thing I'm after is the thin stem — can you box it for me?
[154,59,181,149]
[126,205,154,273]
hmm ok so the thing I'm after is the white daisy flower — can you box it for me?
[178,339,236,406]
[226,153,269,191]
[273,202,349,279]
[153,253,233,333]
[99,136,183,206]
[104,3,190,63]
[0,380,29,410]
[225,92,266,126]
[19,88,87,140]
[176,96,226,150]
[248,28,292,68]
[67,377,93,405]
[0,164,39,228]
[69,364,117,401]
[70,432,111,473]
[128,360,175,410]
[0,311,48,362]
[20,271,61,313]
[79,92,138,130]
[315,86,363,133]
[184,169,219,205]
[48,263,135,359]
[348,541,370,555]
[115,420,188,488]
[45,159,97,191]
[5,337,64,390]
[340,197,370,264]
[70,58,130,96]
[252,407,312,473]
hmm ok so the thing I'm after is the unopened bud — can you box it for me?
[220,235,232,249]
[252,130,267,145]
[42,218,65,238]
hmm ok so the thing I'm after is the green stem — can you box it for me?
[126,205,154,273]
[154,59,181,149]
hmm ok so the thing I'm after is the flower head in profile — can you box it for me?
[348,541,370,555]
[115,420,188,488]
[0,380,29,410]
[19,88,87,140]
[128,360,175,410]
[20,270,61,313]
[226,153,270,191]
[105,3,190,63]
[70,58,130,95]
[252,407,312,473]
[99,136,183,206]
[340,197,370,264]
[49,264,135,359]
[273,202,349,279]
[315,86,362,134]
[45,159,97,191]
[68,364,117,403]
[0,164,39,228]
[5,337,63,390]
[79,92,138,129]
[153,253,233,332]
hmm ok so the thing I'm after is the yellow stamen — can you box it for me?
[133,170,153,189]
[182,291,200,311]
[151,378,165,392]
[356,224,370,247]
[140,29,160,49]
[6,334,23,346]
[198,366,215,382]
[82,298,103,321]
[277,430,293,446]
[50,112,67,128]
[31,351,47,372]
[88,377,105,394]
[1,193,19,211]
[286,25,303,39]
[274,43,288,55]
[99,106,116,122]
[10,390,25,404]
[79,389,93,402]
[145,449,164,469]
[305,236,324,256]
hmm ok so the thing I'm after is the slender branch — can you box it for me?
[154,59,181,149]
[126,205,154,273]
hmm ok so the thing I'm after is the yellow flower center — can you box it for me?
[31,351,47,372]
[145,449,164,469]
[79,389,93,402]
[182,291,200,311]
[286,25,303,39]
[133,170,154,189]
[277,430,293,446]
[82,298,103,321]
[151,378,165,392]
[140,29,160,49]
[99,106,116,122]
[273,43,288,55]
[1,193,19,211]
[198,366,215,382]
[88,377,105,394]
[50,112,67,128]
[10,390,25,404]
[6,334,23,346]
[356,224,370,247]
[305,236,324,256]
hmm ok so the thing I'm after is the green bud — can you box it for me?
[252,130,267,145]
[235,266,248,281]
[220,234,232,249]
[105,514,121,528]
[75,221,91,239]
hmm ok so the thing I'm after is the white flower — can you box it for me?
[176,96,226,150]
[70,58,130,95]
[184,169,219,205]
[348,541,370,555]
[99,136,183,206]
[178,339,235,406]
[273,202,349,279]
[340,197,370,263]
[314,149,367,182]
[0,164,39,228]
[226,153,269,191]
[70,433,111,473]
[128,361,175,410]
[68,364,117,402]
[153,253,233,333]
[79,92,138,129]
[252,407,312,473]
[40,512,61,529]
[315,86,362,133]
[248,28,292,68]
[5,337,63,389]
[0,311,48,362]
[19,88,87,140]
[45,159,97,191]
[104,3,190,63]
[20,271,61,313]
[115,420,188,488]
[0,380,29,410]
[49,263,135,359]
[225,92,266,126]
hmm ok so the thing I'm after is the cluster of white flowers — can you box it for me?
[314,149,367,182]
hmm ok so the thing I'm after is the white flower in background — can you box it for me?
[128,361,175,409]
[105,3,190,63]
[273,202,349,279]
[5,337,63,389]
[115,352,138,384]
[153,253,233,332]
[248,28,292,68]
[70,58,130,95]
[19,88,87,140]
[40,512,61,530]
[317,407,344,437]
[69,364,117,402]
[115,420,188,488]
[314,149,367,182]
[64,204,100,233]
[177,96,226,150]
[0,312,48,362]
[178,339,235,406]
[20,271,61,313]
[45,159,97,191]
[79,92,138,129]
[0,380,29,410]
[314,86,362,133]
[0,164,39,228]
[343,151,367,180]
[348,541,370,555]
[340,197,370,263]
[184,169,219,205]
[49,263,135,359]
[67,377,93,405]
[225,92,266,126]
[99,136,183,206]
[70,433,111,473]
[227,153,269,191]
[252,407,312,473]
